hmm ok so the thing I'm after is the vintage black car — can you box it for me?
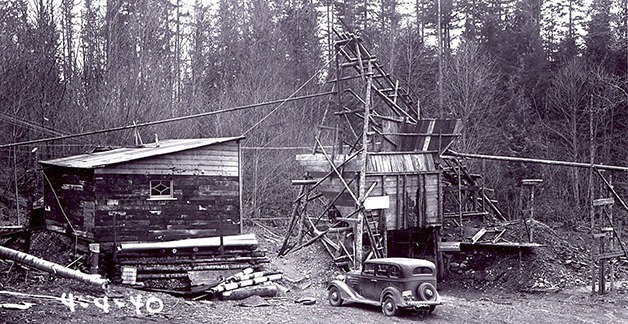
[327,257,441,316]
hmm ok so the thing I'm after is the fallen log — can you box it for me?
[210,273,283,294]
[0,245,109,290]
[221,284,278,300]
[232,270,282,282]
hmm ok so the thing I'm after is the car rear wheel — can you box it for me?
[328,286,343,306]
[381,296,399,317]
[417,282,437,301]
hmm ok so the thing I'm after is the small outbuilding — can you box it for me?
[38,137,244,246]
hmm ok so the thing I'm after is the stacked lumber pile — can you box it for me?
[114,234,269,283]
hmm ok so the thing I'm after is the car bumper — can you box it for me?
[403,299,442,308]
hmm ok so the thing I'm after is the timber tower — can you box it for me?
[279,32,462,273]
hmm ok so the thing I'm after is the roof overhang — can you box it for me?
[39,136,244,169]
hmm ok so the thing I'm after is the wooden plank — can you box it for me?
[471,228,487,244]
[595,251,626,260]
[118,234,258,251]
[97,169,238,176]
[291,179,319,185]
[593,198,614,206]
[105,160,240,169]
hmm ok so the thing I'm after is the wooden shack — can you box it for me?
[38,137,244,246]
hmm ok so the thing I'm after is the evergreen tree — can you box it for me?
[585,0,615,71]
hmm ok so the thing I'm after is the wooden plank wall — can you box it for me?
[295,152,442,229]
[98,142,239,177]
[92,174,240,242]
[93,142,241,242]
[42,167,95,239]
[366,173,441,231]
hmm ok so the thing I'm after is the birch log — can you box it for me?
[0,245,109,290]
[221,284,278,300]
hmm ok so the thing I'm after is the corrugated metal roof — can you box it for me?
[39,137,244,169]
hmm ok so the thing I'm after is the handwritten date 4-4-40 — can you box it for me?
[61,293,164,315]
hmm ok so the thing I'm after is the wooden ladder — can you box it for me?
[334,31,419,122]
[363,209,385,259]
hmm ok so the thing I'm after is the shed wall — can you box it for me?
[92,173,240,242]
[42,140,242,243]
[42,167,95,238]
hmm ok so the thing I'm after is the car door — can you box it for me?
[356,263,378,300]
[363,264,390,301]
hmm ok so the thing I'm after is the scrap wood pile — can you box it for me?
[190,267,284,300]
[114,234,269,285]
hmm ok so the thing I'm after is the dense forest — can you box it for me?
[1,0,627,226]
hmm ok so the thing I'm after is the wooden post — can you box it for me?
[434,229,443,280]
[589,98,596,294]
[529,184,535,242]
[89,243,100,274]
[609,174,614,292]
[599,238,606,294]
[356,59,373,270]
[334,39,343,157]
[457,160,463,238]
[218,214,224,256]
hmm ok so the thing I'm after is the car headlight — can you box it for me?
[335,274,346,281]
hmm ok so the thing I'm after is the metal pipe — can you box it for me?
[444,151,628,172]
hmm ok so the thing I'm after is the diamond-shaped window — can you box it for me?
[150,180,173,198]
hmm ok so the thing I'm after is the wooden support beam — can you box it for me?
[315,137,359,205]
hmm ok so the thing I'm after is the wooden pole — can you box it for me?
[88,243,100,274]
[0,245,109,290]
[356,59,373,270]
[589,97,597,294]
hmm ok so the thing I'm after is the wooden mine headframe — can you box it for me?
[278,32,462,272]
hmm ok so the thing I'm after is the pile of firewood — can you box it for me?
[114,234,269,282]
[198,267,283,300]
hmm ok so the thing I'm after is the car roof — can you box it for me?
[364,257,435,268]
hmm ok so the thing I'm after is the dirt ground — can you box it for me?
[1,223,628,323]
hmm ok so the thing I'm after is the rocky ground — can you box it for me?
[1,221,628,323]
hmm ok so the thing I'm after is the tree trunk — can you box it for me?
[221,284,278,300]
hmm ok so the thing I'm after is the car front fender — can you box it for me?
[328,280,359,301]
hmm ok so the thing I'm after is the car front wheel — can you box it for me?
[328,286,343,306]
[381,296,399,317]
